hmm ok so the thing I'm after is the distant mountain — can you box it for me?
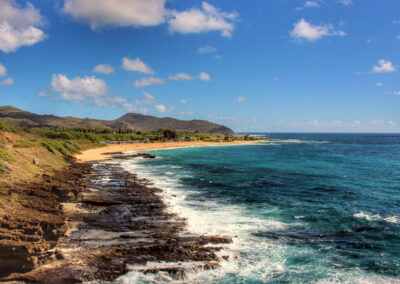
[0,106,233,134]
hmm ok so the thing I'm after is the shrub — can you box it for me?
[41,139,71,156]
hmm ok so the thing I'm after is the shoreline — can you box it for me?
[2,158,232,282]
[75,139,267,162]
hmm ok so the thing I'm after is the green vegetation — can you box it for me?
[0,148,15,163]
[40,139,81,156]
[13,139,34,148]
[0,122,16,133]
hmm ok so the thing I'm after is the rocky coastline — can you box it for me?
[0,154,232,282]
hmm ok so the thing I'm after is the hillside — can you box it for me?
[0,106,233,134]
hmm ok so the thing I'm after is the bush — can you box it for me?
[0,149,15,162]
[41,139,71,156]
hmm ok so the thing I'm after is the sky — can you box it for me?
[0,0,399,133]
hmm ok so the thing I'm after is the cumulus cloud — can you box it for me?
[122,57,155,74]
[0,0,47,53]
[0,77,13,86]
[62,0,166,29]
[339,0,353,6]
[199,71,211,81]
[197,45,217,54]
[180,99,187,104]
[372,60,396,73]
[376,82,383,87]
[168,2,238,38]
[169,73,194,81]
[237,96,247,102]
[50,74,107,101]
[388,121,397,126]
[393,91,400,95]
[290,18,346,42]
[133,77,165,88]
[155,104,166,113]
[136,91,156,104]
[62,1,238,38]
[93,64,114,74]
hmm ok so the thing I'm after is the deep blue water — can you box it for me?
[120,134,400,283]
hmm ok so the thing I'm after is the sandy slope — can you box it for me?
[75,140,266,162]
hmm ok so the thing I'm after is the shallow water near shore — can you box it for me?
[118,133,400,283]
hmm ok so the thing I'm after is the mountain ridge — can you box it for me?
[0,106,233,134]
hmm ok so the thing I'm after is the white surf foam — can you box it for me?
[354,212,400,224]
[115,157,398,283]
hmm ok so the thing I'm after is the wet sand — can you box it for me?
[76,140,267,162]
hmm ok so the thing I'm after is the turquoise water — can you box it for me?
[119,134,400,283]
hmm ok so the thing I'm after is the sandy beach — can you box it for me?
[75,140,266,162]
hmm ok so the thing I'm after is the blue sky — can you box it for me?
[0,0,399,132]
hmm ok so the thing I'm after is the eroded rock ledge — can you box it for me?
[0,158,232,283]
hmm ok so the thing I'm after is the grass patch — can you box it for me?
[0,148,15,162]
[13,139,34,148]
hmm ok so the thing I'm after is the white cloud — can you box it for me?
[155,104,167,113]
[168,2,238,38]
[214,55,221,59]
[199,71,211,81]
[122,57,155,74]
[339,0,353,6]
[197,45,217,54]
[169,72,211,81]
[180,99,187,104]
[180,111,194,116]
[369,118,385,126]
[0,21,46,53]
[136,91,156,104]
[376,82,383,87]
[124,103,137,112]
[93,64,114,74]
[237,96,247,102]
[394,91,400,95]
[372,60,396,73]
[169,73,194,81]
[353,120,361,127]
[388,121,397,126]
[0,77,13,86]
[0,0,46,53]
[62,0,166,29]
[0,63,6,76]
[290,18,346,42]
[133,77,165,88]
[50,74,107,101]
[305,1,320,8]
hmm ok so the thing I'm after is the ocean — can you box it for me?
[117,133,400,283]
